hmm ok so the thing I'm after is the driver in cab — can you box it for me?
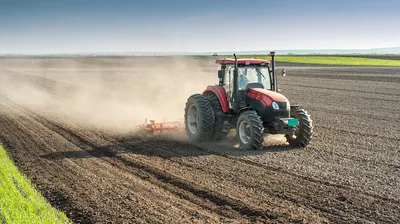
[239,72,248,90]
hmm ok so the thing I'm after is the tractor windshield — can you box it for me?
[236,65,271,90]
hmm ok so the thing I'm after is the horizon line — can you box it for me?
[1,45,400,56]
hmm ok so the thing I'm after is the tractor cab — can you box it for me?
[214,52,287,111]
[215,58,273,98]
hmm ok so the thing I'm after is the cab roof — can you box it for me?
[215,58,270,65]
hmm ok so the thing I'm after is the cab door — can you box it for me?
[224,65,234,108]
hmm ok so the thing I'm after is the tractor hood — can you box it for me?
[247,88,289,106]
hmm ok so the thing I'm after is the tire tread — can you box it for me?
[286,108,313,147]
[184,94,215,142]
[236,110,264,150]
[206,94,228,141]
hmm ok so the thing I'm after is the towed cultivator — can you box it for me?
[135,119,183,135]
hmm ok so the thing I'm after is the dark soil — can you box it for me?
[0,57,399,223]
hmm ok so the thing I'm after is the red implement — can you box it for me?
[136,118,183,134]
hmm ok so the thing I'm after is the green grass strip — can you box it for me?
[257,56,400,66]
[0,146,70,224]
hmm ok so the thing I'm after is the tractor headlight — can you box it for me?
[272,101,279,110]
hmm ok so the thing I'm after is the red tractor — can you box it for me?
[184,52,313,150]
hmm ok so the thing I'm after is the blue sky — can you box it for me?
[1,0,400,54]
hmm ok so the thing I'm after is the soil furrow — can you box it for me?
[28,111,301,223]
[17,99,400,223]
[319,125,400,141]
[1,58,400,223]
[308,107,395,122]
[280,83,400,96]
[1,91,326,223]
[284,72,400,83]
[124,144,398,223]
[4,96,275,222]
[87,129,400,223]
[0,95,231,223]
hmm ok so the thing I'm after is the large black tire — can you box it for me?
[235,110,264,150]
[285,108,313,147]
[184,94,215,143]
[206,94,229,141]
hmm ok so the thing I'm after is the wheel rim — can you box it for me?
[187,104,199,134]
[288,126,300,140]
[238,120,251,144]
[288,115,301,140]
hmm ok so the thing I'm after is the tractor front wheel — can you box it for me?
[184,94,215,142]
[285,108,313,147]
[236,110,264,150]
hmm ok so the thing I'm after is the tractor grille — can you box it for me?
[272,109,289,118]
[272,101,289,118]
[276,101,288,110]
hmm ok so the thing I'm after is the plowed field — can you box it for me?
[0,57,399,223]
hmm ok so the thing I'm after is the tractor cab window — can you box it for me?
[223,64,271,100]
[237,65,271,90]
[224,66,234,99]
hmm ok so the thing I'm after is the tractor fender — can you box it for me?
[202,85,229,113]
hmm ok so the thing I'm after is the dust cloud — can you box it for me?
[0,56,218,133]
[263,134,288,146]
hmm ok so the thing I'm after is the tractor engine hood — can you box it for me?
[247,88,289,106]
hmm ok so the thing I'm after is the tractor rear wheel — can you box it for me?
[285,108,313,147]
[184,94,215,142]
[206,94,229,141]
[236,110,264,150]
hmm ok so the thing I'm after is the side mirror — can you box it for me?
[281,68,287,77]
[218,70,224,79]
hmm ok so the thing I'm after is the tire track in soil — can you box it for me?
[197,145,400,216]
[0,92,299,223]
[319,125,400,142]
[122,142,400,224]
[73,128,400,223]
[0,96,234,223]
[0,102,113,224]
[2,61,400,223]
[0,107,97,223]
[82,136,326,223]
[0,66,321,222]
[280,83,400,97]
[312,129,400,168]
[3,69,81,94]
[307,107,396,122]
[36,105,400,223]
[4,84,400,223]
[22,106,311,223]
[278,86,400,107]
[31,118,328,224]
[0,86,324,223]
[30,108,400,223]
[284,72,400,83]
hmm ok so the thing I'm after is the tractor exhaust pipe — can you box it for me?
[269,51,277,92]
[232,53,239,111]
